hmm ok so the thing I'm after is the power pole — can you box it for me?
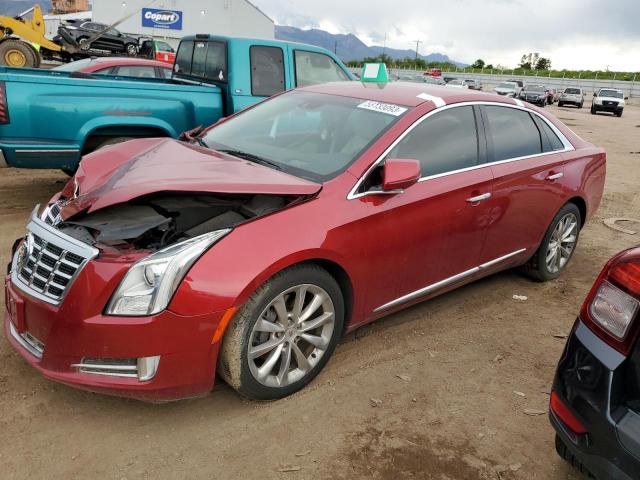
[382,33,387,57]
[334,40,338,55]
[414,40,421,61]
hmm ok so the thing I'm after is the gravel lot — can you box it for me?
[1,100,639,480]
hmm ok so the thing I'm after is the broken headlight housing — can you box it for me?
[106,229,231,316]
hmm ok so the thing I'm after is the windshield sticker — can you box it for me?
[357,100,408,117]
[416,93,446,108]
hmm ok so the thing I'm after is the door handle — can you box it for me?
[466,193,492,203]
[546,172,564,181]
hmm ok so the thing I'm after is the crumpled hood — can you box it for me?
[63,138,321,217]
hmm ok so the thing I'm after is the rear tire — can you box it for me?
[0,40,38,68]
[522,203,581,282]
[555,435,595,478]
[218,264,344,400]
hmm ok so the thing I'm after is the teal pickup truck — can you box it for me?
[0,35,353,172]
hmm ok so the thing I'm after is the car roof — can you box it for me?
[299,82,525,108]
[82,57,170,69]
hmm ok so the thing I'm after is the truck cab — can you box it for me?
[173,35,352,113]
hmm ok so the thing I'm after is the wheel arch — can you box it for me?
[80,122,175,154]
[567,196,587,230]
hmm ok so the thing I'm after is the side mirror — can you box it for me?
[625,96,629,100]
[382,158,421,191]
[593,92,597,97]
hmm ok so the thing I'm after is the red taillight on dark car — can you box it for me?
[0,81,9,125]
[550,391,588,434]
[581,249,640,355]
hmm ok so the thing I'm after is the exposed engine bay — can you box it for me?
[57,193,302,252]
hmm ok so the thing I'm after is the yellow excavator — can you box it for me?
[0,5,74,68]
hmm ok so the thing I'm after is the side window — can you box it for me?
[294,50,350,87]
[94,67,116,75]
[483,106,542,161]
[387,106,480,177]
[250,46,285,97]
[191,41,209,77]
[533,115,565,152]
[114,66,157,78]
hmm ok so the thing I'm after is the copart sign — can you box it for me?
[142,8,183,30]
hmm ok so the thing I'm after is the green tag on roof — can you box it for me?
[361,63,389,83]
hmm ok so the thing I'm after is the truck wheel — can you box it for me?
[126,44,138,56]
[522,203,581,282]
[558,102,564,107]
[590,105,597,114]
[218,264,344,400]
[616,109,623,118]
[0,40,37,68]
[578,102,583,109]
[78,38,91,51]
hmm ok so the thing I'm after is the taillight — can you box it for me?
[550,391,588,434]
[581,249,640,355]
[0,81,9,125]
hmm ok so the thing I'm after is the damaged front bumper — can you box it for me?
[4,277,228,401]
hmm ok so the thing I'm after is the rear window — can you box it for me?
[564,88,581,94]
[174,40,226,82]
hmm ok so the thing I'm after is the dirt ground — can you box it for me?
[1,100,639,480]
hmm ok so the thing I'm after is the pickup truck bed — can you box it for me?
[0,67,222,170]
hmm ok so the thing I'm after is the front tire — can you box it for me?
[616,109,623,118]
[126,43,138,56]
[590,105,597,115]
[522,203,581,282]
[218,264,344,400]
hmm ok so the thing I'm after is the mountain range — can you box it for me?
[275,25,465,65]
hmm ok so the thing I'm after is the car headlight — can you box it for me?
[106,229,231,316]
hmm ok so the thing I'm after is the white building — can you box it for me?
[92,0,274,48]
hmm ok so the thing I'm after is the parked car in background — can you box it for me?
[422,75,446,86]
[558,87,585,108]
[56,21,139,56]
[494,81,520,97]
[592,88,626,117]
[423,68,442,77]
[445,79,468,88]
[138,39,176,65]
[508,79,524,90]
[550,246,640,480]
[520,84,548,107]
[463,79,482,90]
[4,83,605,402]
[0,35,354,172]
[53,57,173,78]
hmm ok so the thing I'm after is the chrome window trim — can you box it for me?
[373,248,527,313]
[347,101,574,200]
[11,206,99,306]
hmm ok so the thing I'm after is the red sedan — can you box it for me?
[4,83,606,401]
[52,57,173,79]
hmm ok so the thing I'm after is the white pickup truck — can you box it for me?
[591,88,626,117]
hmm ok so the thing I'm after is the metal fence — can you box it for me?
[349,67,640,98]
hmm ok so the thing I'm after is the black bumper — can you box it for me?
[550,319,640,480]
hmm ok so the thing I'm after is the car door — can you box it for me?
[479,104,568,265]
[351,105,494,316]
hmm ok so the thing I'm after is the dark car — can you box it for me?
[56,21,139,56]
[519,84,547,107]
[550,246,640,480]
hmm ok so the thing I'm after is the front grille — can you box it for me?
[603,101,619,107]
[12,206,99,305]
[17,232,87,302]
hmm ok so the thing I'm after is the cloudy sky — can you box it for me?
[251,0,640,71]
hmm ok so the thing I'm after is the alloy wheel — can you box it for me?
[247,284,335,388]
[546,213,578,274]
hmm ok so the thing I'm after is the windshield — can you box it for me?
[599,89,624,99]
[524,85,545,92]
[202,91,405,182]
[497,82,516,89]
[564,88,581,94]
[53,58,94,72]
